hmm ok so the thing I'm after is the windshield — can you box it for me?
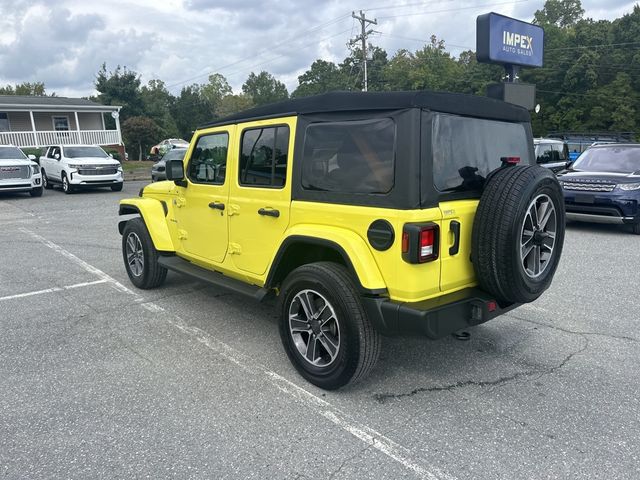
[0,146,28,160]
[161,149,187,161]
[64,146,109,158]
[572,147,640,174]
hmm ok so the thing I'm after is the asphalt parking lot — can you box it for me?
[1,181,639,480]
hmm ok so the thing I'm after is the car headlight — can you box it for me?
[68,164,81,169]
[31,165,40,174]
[618,182,640,191]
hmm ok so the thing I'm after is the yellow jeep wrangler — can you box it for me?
[118,91,565,389]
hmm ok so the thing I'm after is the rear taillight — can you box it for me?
[500,156,520,165]
[402,223,439,264]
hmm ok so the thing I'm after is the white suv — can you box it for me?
[0,145,43,197]
[39,144,124,194]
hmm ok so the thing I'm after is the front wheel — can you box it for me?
[632,222,640,235]
[121,217,167,289]
[30,186,43,197]
[62,174,73,194]
[111,182,123,192]
[42,170,53,189]
[279,262,381,390]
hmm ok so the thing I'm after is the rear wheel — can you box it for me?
[279,262,380,390]
[121,217,167,289]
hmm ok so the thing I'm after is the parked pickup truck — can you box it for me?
[39,144,124,194]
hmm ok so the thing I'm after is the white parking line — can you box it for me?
[152,304,454,480]
[15,228,453,479]
[19,228,140,298]
[0,279,108,302]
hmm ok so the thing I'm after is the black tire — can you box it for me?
[632,222,640,235]
[62,173,73,194]
[278,262,381,390]
[111,182,124,192]
[42,170,53,190]
[471,165,565,304]
[121,217,168,289]
[30,186,43,197]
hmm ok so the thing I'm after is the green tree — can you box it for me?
[292,60,349,97]
[201,73,232,114]
[95,63,144,120]
[341,45,389,91]
[170,84,210,141]
[122,116,161,161]
[140,79,179,139]
[534,0,584,27]
[0,82,49,95]
[215,94,254,118]
[242,71,288,106]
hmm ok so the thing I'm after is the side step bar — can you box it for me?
[158,255,269,302]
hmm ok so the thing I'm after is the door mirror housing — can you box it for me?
[54,153,60,160]
[166,159,186,186]
[27,154,36,161]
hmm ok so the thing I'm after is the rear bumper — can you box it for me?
[362,288,519,338]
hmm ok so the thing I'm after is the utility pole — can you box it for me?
[350,10,377,92]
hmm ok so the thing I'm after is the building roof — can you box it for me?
[0,95,120,111]
[201,90,530,129]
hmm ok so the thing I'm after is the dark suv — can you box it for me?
[559,144,640,234]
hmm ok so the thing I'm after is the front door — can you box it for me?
[173,127,233,264]
[228,117,295,275]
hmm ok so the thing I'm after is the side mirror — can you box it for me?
[28,154,36,161]
[166,159,186,186]
[54,153,60,160]
[109,153,114,158]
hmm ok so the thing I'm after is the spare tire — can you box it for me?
[471,165,565,304]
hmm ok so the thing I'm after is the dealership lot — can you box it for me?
[1,182,638,480]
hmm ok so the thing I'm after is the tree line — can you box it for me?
[2,0,638,158]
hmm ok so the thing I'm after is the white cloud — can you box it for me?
[0,0,636,97]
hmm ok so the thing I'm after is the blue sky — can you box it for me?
[0,0,636,97]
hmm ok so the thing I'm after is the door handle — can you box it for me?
[449,221,461,256]
[258,208,280,218]
[208,202,225,211]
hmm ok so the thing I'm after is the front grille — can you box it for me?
[78,168,118,176]
[562,181,615,192]
[0,165,30,180]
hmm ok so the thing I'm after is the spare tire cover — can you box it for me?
[471,165,565,304]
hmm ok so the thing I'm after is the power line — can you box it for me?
[165,13,352,90]
[546,41,640,51]
[376,0,531,19]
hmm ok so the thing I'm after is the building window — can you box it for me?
[0,113,9,132]
[53,116,70,131]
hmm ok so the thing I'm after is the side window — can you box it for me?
[0,112,9,132]
[50,147,60,158]
[239,126,290,188]
[187,133,229,185]
[301,118,396,194]
[552,144,567,161]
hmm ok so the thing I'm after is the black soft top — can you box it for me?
[200,90,530,129]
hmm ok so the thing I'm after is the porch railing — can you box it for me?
[0,130,121,148]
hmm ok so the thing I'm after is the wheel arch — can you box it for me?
[118,198,174,252]
[265,234,387,295]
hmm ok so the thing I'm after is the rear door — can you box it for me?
[431,113,531,293]
[227,117,295,275]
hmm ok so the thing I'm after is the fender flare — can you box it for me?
[118,198,174,252]
[266,226,387,294]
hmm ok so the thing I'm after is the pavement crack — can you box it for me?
[374,337,590,404]
[327,445,371,480]
[510,314,639,344]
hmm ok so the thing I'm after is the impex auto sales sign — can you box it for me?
[476,12,544,68]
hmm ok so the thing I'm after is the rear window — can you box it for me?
[432,114,530,192]
[301,118,395,194]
